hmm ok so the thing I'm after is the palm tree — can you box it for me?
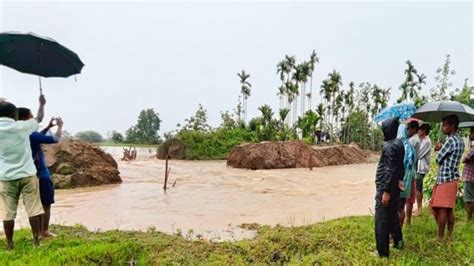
[344,82,355,143]
[320,79,332,133]
[277,85,286,110]
[286,81,299,126]
[293,62,310,117]
[316,103,325,131]
[308,50,319,110]
[237,70,251,123]
[329,70,342,142]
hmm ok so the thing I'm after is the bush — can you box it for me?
[177,128,257,160]
[75,130,103,143]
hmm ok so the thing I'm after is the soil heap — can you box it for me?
[157,138,185,159]
[227,141,370,170]
[43,139,122,189]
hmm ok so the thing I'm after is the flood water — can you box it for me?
[10,147,376,241]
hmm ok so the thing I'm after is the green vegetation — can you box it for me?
[75,130,103,143]
[102,53,471,160]
[125,108,162,144]
[2,211,472,265]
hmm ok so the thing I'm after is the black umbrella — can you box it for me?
[0,32,84,94]
[412,101,474,122]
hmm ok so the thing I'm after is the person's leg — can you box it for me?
[398,198,406,228]
[3,220,14,250]
[406,202,414,224]
[41,205,52,237]
[447,208,455,240]
[436,208,448,241]
[0,180,20,250]
[415,175,424,215]
[390,196,403,249]
[28,215,41,246]
[375,204,390,257]
[467,203,474,221]
[39,178,55,237]
[21,176,45,246]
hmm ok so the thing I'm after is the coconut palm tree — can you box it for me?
[308,50,319,110]
[237,70,251,123]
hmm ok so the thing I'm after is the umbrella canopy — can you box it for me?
[0,32,84,78]
[459,121,474,128]
[412,101,474,122]
[373,103,416,123]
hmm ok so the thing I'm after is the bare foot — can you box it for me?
[42,231,56,239]
[33,238,40,247]
[413,210,422,217]
[6,241,14,251]
[436,237,445,243]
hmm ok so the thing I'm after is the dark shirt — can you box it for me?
[30,131,58,179]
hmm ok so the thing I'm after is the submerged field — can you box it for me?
[1,211,472,265]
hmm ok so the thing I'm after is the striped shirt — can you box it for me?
[436,133,465,184]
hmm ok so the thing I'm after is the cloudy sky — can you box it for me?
[0,1,472,137]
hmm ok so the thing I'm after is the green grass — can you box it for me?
[1,211,473,265]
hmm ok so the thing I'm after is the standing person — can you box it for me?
[432,115,464,241]
[405,121,420,225]
[415,124,432,216]
[0,96,46,249]
[374,117,405,258]
[462,127,474,221]
[397,122,416,228]
[18,107,63,238]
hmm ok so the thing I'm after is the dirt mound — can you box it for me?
[157,138,185,159]
[227,141,370,170]
[43,139,122,189]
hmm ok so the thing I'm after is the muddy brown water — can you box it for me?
[8,147,377,241]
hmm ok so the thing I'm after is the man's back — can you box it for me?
[0,118,39,180]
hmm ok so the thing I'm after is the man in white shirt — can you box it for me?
[0,96,46,249]
[415,124,432,216]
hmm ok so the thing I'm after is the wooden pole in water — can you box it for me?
[164,155,169,190]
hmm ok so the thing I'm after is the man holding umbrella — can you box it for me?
[0,96,46,249]
[432,115,464,241]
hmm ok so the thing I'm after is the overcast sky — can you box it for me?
[0,1,472,137]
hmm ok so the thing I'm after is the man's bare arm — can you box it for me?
[35,95,46,123]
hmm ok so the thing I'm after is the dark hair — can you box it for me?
[0,101,18,120]
[419,124,431,134]
[17,107,32,121]
[407,121,420,131]
[442,115,460,129]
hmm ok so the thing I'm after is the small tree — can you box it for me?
[126,108,162,144]
[111,131,124,143]
[181,104,211,132]
[75,130,103,143]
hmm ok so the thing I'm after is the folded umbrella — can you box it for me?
[0,32,84,93]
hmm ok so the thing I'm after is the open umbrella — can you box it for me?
[412,101,474,122]
[459,121,474,128]
[0,32,84,94]
[373,103,416,123]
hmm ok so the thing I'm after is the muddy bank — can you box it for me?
[44,139,122,189]
[227,141,371,170]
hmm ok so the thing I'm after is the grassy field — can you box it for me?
[1,210,472,265]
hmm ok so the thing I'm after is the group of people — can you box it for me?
[375,114,474,258]
[0,95,63,249]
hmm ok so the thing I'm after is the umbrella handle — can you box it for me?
[38,76,43,95]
